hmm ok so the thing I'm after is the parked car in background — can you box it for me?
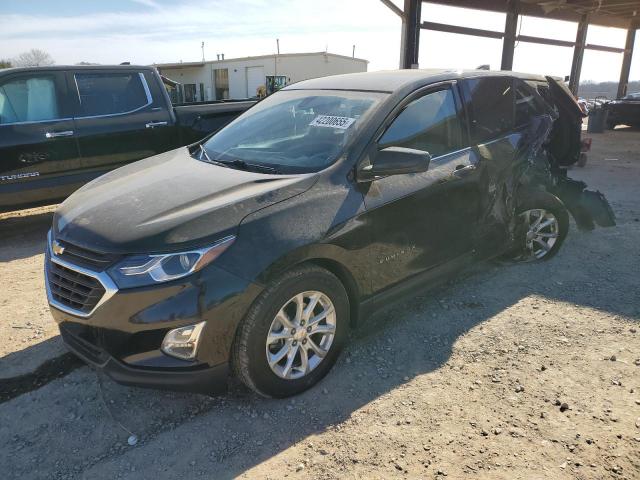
[46,69,615,398]
[606,92,640,129]
[576,97,589,115]
[0,65,253,212]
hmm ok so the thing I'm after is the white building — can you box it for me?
[154,51,368,102]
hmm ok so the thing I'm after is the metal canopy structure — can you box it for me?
[382,0,639,98]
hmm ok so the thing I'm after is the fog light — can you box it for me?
[161,322,206,360]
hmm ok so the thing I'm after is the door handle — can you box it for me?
[145,121,168,128]
[453,164,476,174]
[45,130,74,138]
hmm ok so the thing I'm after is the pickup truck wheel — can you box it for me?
[231,265,348,398]
[510,191,569,262]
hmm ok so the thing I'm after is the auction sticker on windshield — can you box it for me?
[309,115,356,129]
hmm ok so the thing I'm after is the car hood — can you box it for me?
[53,148,316,254]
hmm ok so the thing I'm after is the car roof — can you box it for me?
[284,69,548,93]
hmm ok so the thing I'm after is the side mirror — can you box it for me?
[358,146,431,181]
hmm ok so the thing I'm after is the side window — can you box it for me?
[0,75,59,124]
[466,77,514,143]
[379,88,464,158]
[515,79,548,126]
[526,80,553,106]
[75,72,150,117]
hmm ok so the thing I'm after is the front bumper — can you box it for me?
[59,323,229,394]
[44,234,263,394]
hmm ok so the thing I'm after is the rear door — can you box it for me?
[69,68,173,175]
[0,70,81,210]
[460,75,518,257]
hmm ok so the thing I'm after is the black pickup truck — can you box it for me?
[0,65,253,212]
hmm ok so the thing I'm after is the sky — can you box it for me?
[0,0,638,83]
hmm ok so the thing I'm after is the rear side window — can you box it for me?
[75,72,150,117]
[526,81,553,105]
[0,75,59,124]
[379,88,464,158]
[515,79,549,126]
[466,77,514,143]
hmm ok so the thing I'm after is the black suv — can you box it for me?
[46,69,614,397]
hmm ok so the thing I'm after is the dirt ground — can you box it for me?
[0,127,639,479]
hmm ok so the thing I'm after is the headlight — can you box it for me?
[108,236,235,288]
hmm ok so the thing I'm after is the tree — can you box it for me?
[13,49,54,67]
[0,59,12,68]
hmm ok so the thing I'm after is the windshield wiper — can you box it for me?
[216,158,280,174]
[196,145,279,174]
[195,144,236,168]
[198,143,212,162]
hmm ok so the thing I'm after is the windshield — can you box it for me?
[201,89,386,173]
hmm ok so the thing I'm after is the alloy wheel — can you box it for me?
[265,291,336,380]
[520,208,560,259]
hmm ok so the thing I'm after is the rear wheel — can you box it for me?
[231,265,348,398]
[510,191,569,262]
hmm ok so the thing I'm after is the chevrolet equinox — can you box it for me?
[46,69,614,397]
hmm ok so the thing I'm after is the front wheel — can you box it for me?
[510,191,569,262]
[231,265,349,398]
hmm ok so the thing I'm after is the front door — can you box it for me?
[0,70,81,210]
[362,83,482,294]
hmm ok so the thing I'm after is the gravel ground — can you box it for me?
[0,127,639,479]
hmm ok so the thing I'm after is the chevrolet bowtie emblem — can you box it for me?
[52,240,65,256]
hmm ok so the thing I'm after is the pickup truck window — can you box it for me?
[202,89,386,173]
[75,72,151,117]
[0,75,59,124]
[184,84,197,103]
[379,88,464,158]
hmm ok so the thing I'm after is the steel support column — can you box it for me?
[617,23,637,99]
[569,14,588,95]
[501,0,518,70]
[401,0,421,69]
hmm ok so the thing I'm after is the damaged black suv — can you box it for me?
[46,69,615,398]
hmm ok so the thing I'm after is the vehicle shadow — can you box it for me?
[0,335,70,388]
[0,209,53,262]
[1,224,637,479]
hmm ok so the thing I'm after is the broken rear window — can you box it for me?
[465,77,514,144]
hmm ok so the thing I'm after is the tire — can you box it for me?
[510,190,569,262]
[231,264,349,398]
[606,121,616,130]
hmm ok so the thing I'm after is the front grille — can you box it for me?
[47,261,106,314]
[55,239,122,271]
